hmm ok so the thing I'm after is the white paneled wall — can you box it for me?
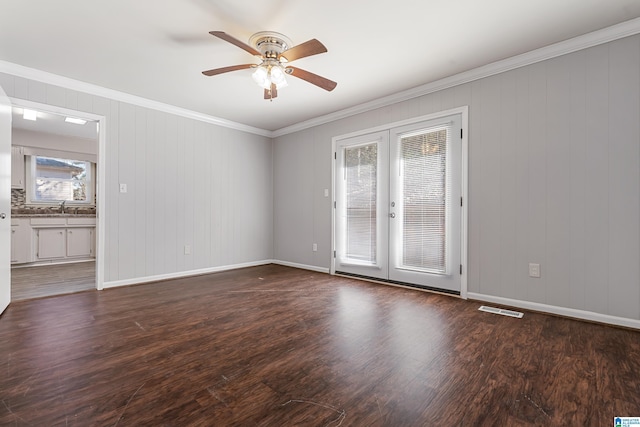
[1,72,274,284]
[273,34,640,322]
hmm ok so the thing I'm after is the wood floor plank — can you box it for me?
[11,261,95,300]
[0,264,639,425]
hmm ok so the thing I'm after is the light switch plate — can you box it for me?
[529,263,541,278]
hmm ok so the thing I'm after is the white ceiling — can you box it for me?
[11,107,98,140]
[2,0,640,132]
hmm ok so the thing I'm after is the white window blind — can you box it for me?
[345,143,378,263]
[399,125,450,273]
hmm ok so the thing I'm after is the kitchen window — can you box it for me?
[26,155,95,205]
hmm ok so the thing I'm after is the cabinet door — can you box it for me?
[37,228,66,259]
[11,146,25,189]
[10,227,17,263]
[66,228,93,258]
[10,220,31,264]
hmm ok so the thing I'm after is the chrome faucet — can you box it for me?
[59,200,66,214]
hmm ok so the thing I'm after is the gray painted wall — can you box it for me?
[1,72,274,283]
[273,34,640,321]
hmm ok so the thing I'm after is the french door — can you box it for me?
[334,113,462,294]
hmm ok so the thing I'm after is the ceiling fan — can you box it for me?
[202,31,337,100]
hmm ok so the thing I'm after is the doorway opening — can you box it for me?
[9,100,105,300]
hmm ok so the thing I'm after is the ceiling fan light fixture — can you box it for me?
[252,65,270,89]
[270,65,287,88]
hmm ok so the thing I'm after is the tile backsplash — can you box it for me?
[11,189,96,215]
[11,189,26,208]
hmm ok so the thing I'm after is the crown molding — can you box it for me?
[3,16,640,140]
[0,60,273,137]
[272,16,640,137]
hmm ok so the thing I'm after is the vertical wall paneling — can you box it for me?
[175,118,185,273]
[477,76,502,296]
[45,85,65,107]
[65,89,78,110]
[526,61,548,304]
[134,106,147,279]
[153,111,167,273]
[183,119,195,272]
[568,51,587,311]
[0,73,15,97]
[514,67,531,301]
[499,71,518,300]
[193,123,209,269]
[118,103,136,280]
[27,80,46,104]
[208,125,222,266]
[107,100,120,282]
[76,93,93,119]
[164,114,179,274]
[144,109,156,276]
[545,54,572,309]
[608,36,640,319]
[313,128,332,268]
[583,44,610,315]
[13,77,27,99]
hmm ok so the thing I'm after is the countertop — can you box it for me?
[12,214,97,218]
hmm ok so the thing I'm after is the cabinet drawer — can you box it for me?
[31,218,67,226]
[67,217,96,226]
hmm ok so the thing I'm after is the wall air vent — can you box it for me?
[478,305,524,318]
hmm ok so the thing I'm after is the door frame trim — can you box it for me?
[9,98,106,291]
[331,106,469,299]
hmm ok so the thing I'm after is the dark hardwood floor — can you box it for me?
[0,264,638,426]
[11,261,95,301]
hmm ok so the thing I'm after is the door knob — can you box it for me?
[0,213,6,219]
[389,213,396,218]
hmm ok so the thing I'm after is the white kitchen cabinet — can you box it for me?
[30,217,96,263]
[36,228,66,260]
[66,228,93,258]
[11,146,25,189]
[10,219,30,264]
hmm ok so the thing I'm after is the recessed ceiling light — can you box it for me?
[23,109,37,121]
[65,117,87,125]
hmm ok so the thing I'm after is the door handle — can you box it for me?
[0,213,6,219]
[389,213,396,218]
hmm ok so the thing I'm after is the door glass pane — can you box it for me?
[345,143,377,263]
[400,128,448,273]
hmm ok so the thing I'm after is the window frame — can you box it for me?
[25,155,96,207]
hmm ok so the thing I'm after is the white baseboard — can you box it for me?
[102,259,273,289]
[467,292,640,330]
[271,260,330,274]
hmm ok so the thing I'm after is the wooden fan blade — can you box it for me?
[264,84,278,100]
[209,31,261,56]
[279,39,327,62]
[202,64,254,76]
[286,66,337,91]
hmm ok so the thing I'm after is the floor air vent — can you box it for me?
[478,305,524,318]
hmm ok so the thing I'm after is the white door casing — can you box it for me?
[0,85,12,315]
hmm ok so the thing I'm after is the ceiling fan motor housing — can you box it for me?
[249,31,292,60]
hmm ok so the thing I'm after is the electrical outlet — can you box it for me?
[119,183,127,193]
[529,263,541,278]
